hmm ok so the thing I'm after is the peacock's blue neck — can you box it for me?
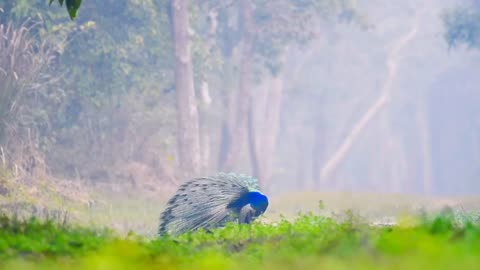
[229,191,269,213]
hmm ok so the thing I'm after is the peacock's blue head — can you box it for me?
[228,191,269,216]
[247,191,269,214]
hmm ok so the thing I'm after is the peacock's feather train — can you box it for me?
[158,172,268,236]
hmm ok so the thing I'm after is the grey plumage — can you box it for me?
[158,172,268,236]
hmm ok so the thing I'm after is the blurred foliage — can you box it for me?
[0,15,68,180]
[0,214,111,258]
[0,1,178,182]
[49,0,82,19]
[203,0,360,78]
[443,2,480,48]
[0,0,356,185]
[0,211,479,269]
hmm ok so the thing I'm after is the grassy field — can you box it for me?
[0,207,479,270]
[73,189,480,236]
[1,184,480,270]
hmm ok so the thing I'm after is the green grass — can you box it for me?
[0,209,479,270]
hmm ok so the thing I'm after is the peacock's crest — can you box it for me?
[158,172,268,236]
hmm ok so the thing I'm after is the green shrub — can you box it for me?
[0,211,479,269]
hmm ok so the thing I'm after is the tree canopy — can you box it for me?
[443,2,480,48]
[2,0,479,199]
[50,0,82,19]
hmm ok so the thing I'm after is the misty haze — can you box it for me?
[1,1,480,269]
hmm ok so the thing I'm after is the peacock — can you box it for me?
[158,172,269,236]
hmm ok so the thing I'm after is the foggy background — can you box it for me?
[274,0,480,196]
[1,0,480,232]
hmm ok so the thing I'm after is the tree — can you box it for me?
[49,0,82,20]
[443,1,480,49]
[0,19,62,176]
[212,0,357,187]
[48,0,202,179]
[169,0,201,178]
[222,0,255,173]
[0,1,180,185]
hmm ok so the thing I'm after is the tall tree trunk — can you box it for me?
[311,117,325,188]
[170,0,201,179]
[217,62,236,170]
[247,100,260,178]
[199,81,212,174]
[246,78,269,182]
[417,98,433,194]
[296,134,309,190]
[257,74,285,186]
[319,13,420,183]
[223,0,254,172]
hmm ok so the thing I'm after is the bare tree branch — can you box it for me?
[320,8,421,182]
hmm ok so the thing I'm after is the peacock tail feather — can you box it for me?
[158,172,268,236]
